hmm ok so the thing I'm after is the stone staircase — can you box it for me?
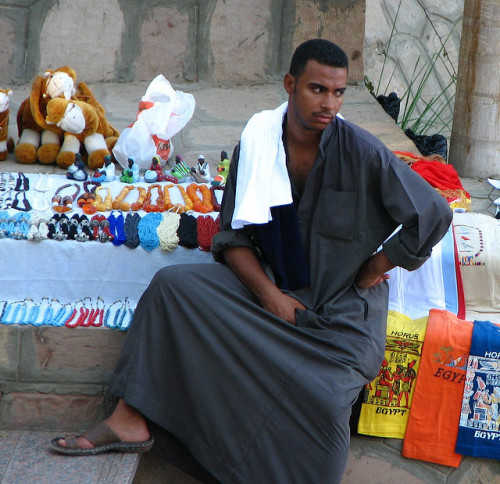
[0,324,201,483]
[0,325,141,483]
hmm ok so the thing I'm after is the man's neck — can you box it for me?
[284,121,321,196]
[285,116,323,149]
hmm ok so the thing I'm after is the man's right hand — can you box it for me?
[259,286,306,325]
[223,246,305,325]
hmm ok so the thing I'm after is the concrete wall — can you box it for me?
[364,0,464,138]
[0,0,365,86]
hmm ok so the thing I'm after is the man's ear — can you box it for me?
[283,73,295,96]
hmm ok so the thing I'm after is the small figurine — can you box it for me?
[144,155,165,183]
[120,157,140,183]
[66,153,88,181]
[211,150,231,186]
[170,154,191,182]
[92,155,116,182]
[190,154,212,183]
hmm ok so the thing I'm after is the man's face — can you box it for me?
[284,60,348,132]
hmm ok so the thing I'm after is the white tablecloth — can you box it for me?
[0,238,213,307]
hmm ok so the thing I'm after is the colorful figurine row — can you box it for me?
[65,152,231,186]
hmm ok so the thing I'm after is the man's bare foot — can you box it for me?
[57,399,150,449]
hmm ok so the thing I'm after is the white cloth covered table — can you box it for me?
[0,172,217,328]
[0,238,213,306]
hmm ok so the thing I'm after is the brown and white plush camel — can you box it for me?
[0,88,14,161]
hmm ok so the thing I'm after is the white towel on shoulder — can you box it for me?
[231,102,292,229]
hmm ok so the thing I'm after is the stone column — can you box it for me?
[449,0,500,177]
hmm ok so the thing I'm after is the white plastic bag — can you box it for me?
[113,75,195,169]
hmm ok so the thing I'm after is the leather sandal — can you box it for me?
[49,421,154,456]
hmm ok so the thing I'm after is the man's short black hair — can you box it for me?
[289,39,348,79]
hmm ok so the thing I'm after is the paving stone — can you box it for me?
[0,430,139,484]
[448,457,500,483]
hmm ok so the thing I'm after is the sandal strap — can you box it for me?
[80,421,121,447]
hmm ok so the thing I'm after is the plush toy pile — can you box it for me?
[14,66,119,169]
[0,88,14,161]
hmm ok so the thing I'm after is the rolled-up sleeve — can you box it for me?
[379,150,452,271]
[211,143,259,262]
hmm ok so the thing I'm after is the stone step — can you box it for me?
[0,430,140,484]
[0,325,126,432]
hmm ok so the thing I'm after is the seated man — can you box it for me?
[50,39,452,483]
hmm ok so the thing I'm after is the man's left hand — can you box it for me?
[355,251,395,288]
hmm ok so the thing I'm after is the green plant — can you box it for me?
[364,0,460,139]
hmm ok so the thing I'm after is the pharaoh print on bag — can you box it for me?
[357,311,428,438]
[456,320,500,459]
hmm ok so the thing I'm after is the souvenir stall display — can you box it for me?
[354,168,500,466]
[0,169,223,331]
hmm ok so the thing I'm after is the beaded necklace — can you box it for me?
[0,172,6,191]
[124,212,141,248]
[90,214,114,242]
[143,184,166,212]
[77,181,100,215]
[67,214,80,240]
[15,172,29,192]
[12,190,32,212]
[2,300,23,324]
[174,185,193,212]
[0,300,7,322]
[0,210,10,238]
[23,300,40,325]
[112,185,146,212]
[103,300,121,329]
[8,212,31,240]
[52,183,80,213]
[26,212,50,241]
[1,301,14,324]
[40,298,54,324]
[32,173,54,212]
[54,214,70,241]
[210,185,223,212]
[65,300,84,328]
[75,214,93,242]
[177,212,199,248]
[187,183,214,213]
[52,304,71,327]
[197,215,220,251]
[157,212,180,252]
[93,186,113,212]
[113,298,133,331]
[108,211,126,246]
[47,213,60,240]
[138,212,162,251]
[0,174,14,209]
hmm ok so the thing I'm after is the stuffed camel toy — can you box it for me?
[0,88,14,161]
[15,66,119,168]
[45,97,118,170]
